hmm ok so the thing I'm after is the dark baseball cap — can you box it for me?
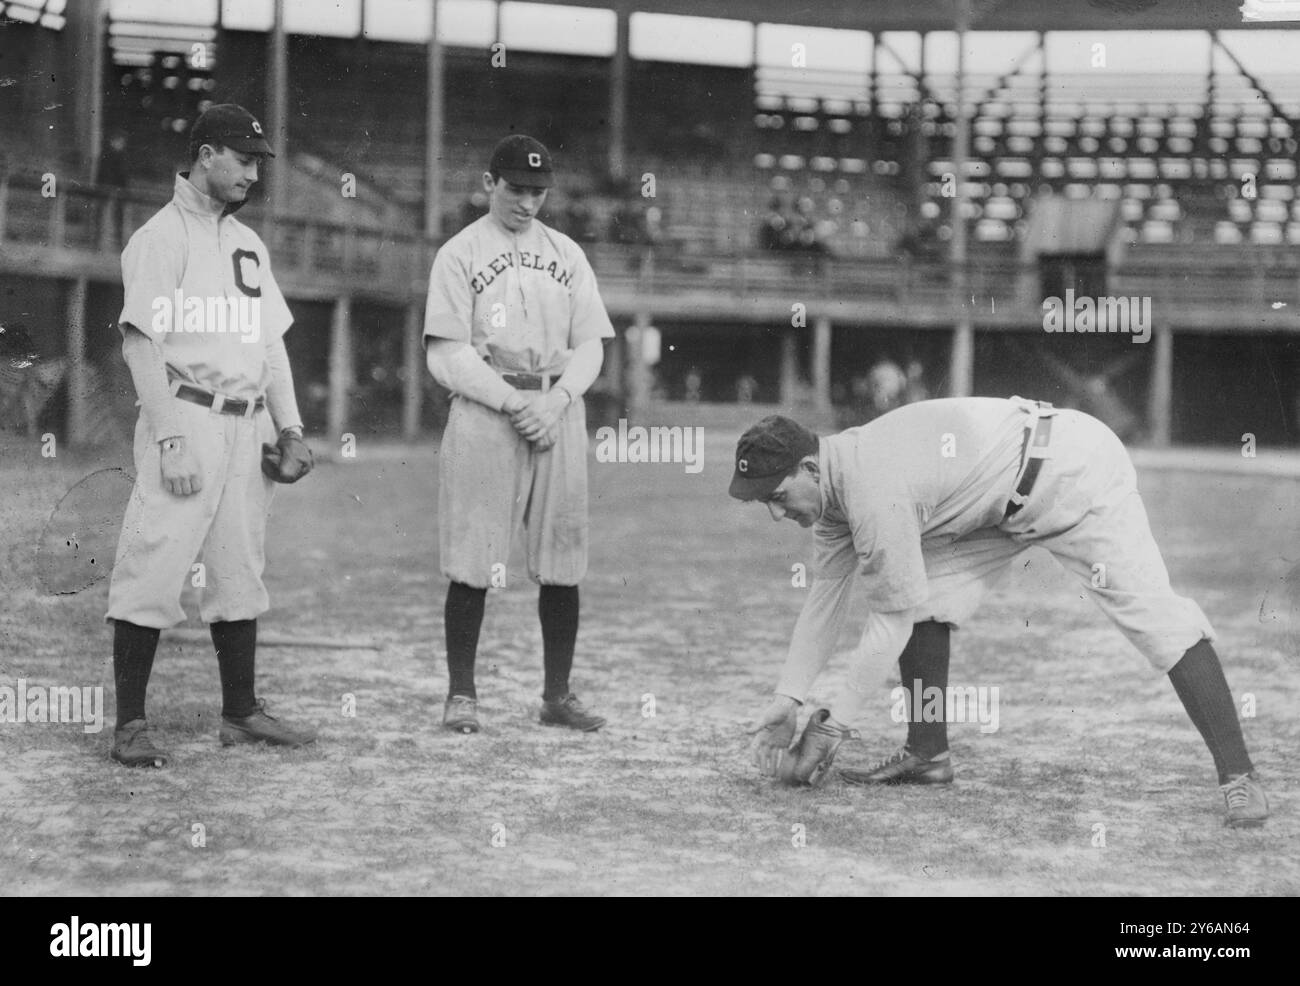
[489,134,554,188]
[192,103,275,157]
[729,415,820,501]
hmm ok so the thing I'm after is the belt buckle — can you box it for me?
[1027,415,1053,460]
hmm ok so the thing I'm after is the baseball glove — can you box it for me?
[777,708,856,787]
[261,431,314,483]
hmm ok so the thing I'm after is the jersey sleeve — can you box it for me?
[118,226,184,339]
[423,241,474,345]
[566,247,614,348]
[843,482,929,612]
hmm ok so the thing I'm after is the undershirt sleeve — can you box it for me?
[120,325,184,440]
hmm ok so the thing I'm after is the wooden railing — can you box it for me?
[3,173,1300,328]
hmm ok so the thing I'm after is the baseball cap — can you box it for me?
[728,415,820,501]
[191,104,275,157]
[489,134,554,188]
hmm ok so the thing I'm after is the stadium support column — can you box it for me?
[812,316,832,412]
[328,295,354,444]
[402,302,423,440]
[779,328,798,405]
[65,278,89,447]
[64,0,106,183]
[609,5,629,181]
[947,0,974,398]
[268,0,289,220]
[425,2,445,238]
[1149,321,1173,447]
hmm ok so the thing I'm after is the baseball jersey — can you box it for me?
[118,173,294,403]
[423,214,614,374]
[812,397,1033,611]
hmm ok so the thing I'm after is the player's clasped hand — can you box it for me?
[748,695,799,776]
[509,390,567,445]
[159,437,203,497]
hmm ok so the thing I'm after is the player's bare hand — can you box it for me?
[533,424,560,452]
[501,390,530,417]
[510,390,567,443]
[159,436,202,496]
[747,696,799,776]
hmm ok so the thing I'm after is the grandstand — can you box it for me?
[2,0,1299,448]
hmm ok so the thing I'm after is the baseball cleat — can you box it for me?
[219,699,317,748]
[841,746,954,786]
[539,693,606,732]
[111,718,168,768]
[1221,772,1269,828]
[443,694,480,734]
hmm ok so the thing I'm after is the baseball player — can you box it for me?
[107,104,316,767]
[423,134,614,733]
[734,398,1269,828]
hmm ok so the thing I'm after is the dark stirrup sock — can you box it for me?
[445,581,487,700]
[113,619,161,724]
[1168,639,1254,784]
[899,620,951,760]
[539,584,579,702]
[212,619,258,719]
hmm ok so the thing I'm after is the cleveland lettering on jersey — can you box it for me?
[469,249,574,294]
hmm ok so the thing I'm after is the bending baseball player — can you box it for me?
[734,398,1268,828]
[107,105,316,767]
[423,135,614,733]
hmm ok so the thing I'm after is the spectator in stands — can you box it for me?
[759,196,790,252]
[793,196,828,254]
[99,130,130,244]
[457,190,489,232]
[844,359,909,427]
[903,359,929,404]
[684,366,702,403]
[608,194,648,245]
[563,189,599,243]
[736,374,758,404]
[896,218,944,260]
[867,359,907,415]
[644,204,665,246]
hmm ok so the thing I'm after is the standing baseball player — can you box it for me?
[424,134,613,733]
[734,398,1269,828]
[107,104,316,767]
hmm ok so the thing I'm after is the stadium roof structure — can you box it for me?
[528,0,1300,32]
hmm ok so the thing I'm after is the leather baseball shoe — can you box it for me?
[1222,771,1268,828]
[540,693,606,732]
[841,746,954,786]
[111,718,168,768]
[219,699,317,748]
[443,694,480,734]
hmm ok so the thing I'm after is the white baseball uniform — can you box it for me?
[424,213,614,588]
[107,174,296,629]
[777,396,1214,701]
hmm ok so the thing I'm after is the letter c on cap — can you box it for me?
[252,120,263,134]
[738,458,748,473]
[528,152,541,167]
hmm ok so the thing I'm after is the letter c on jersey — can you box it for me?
[232,249,262,297]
